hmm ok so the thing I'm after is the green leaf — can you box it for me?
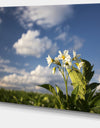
[55,85,63,97]
[87,89,96,102]
[71,86,79,104]
[81,59,94,83]
[55,85,67,109]
[39,84,56,96]
[94,99,100,106]
[87,83,100,90]
[72,86,79,95]
[67,67,86,100]
[89,94,100,106]
[91,106,100,114]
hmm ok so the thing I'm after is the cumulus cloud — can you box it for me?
[1,65,62,85]
[0,64,27,75]
[0,57,27,75]
[15,5,73,29]
[0,65,69,92]
[0,63,73,93]
[13,30,58,57]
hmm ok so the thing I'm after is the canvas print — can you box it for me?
[0,4,100,114]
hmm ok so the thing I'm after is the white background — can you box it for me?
[0,102,100,128]
[0,0,100,128]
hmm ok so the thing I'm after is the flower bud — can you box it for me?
[52,67,56,74]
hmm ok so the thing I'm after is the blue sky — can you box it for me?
[0,4,100,93]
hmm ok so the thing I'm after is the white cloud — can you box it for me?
[0,81,16,88]
[13,30,58,57]
[96,85,100,91]
[68,35,84,51]
[0,57,27,75]
[0,65,64,91]
[55,32,67,41]
[0,57,10,64]
[0,64,73,93]
[15,6,73,29]
[0,64,27,75]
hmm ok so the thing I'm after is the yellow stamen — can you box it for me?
[62,55,65,60]
[51,59,53,63]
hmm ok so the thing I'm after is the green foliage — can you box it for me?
[71,86,79,104]
[82,59,94,83]
[86,83,100,90]
[40,84,56,96]
[40,58,100,114]
[91,106,100,113]
[67,67,86,100]
[0,88,57,108]
[39,84,66,109]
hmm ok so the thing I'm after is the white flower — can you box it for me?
[58,50,72,67]
[46,55,53,67]
[58,50,69,60]
[52,67,56,74]
[73,50,80,61]
[63,55,71,64]
[77,62,84,70]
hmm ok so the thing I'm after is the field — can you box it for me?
[0,88,58,108]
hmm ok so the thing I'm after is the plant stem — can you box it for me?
[56,96,64,109]
[59,68,69,107]
[63,74,69,104]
